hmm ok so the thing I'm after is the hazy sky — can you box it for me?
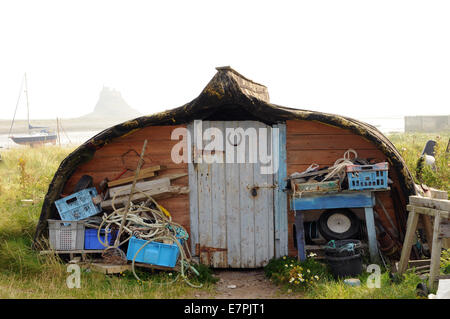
[1,0,449,120]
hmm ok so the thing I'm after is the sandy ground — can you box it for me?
[195,269,303,299]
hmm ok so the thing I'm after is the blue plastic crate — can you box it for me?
[126,236,180,268]
[346,162,388,190]
[84,228,117,250]
[54,188,101,221]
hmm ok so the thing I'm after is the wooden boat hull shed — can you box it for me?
[34,66,417,268]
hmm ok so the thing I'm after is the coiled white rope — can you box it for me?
[97,187,203,288]
[322,149,358,183]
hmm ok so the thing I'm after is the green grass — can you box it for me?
[387,132,449,193]
[264,256,423,299]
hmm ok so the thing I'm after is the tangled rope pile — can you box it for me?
[322,149,358,183]
[96,188,203,288]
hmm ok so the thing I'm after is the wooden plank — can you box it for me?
[429,213,442,290]
[364,205,380,264]
[266,122,275,263]
[187,122,199,256]
[408,259,431,267]
[239,121,255,268]
[406,205,450,219]
[226,122,241,267]
[409,195,450,212]
[429,188,448,200]
[115,125,186,142]
[286,134,377,150]
[294,212,306,261]
[109,177,171,197]
[78,157,185,173]
[210,121,227,267]
[107,171,156,187]
[253,121,269,267]
[90,263,131,274]
[292,192,373,210]
[293,180,340,193]
[286,120,352,135]
[287,149,386,165]
[397,207,420,274]
[197,121,213,266]
[274,123,289,258]
[39,250,106,255]
[101,186,189,209]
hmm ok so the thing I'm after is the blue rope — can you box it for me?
[326,240,357,253]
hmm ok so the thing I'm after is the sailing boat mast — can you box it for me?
[8,73,25,138]
[24,73,30,134]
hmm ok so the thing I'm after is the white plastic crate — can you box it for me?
[48,219,85,250]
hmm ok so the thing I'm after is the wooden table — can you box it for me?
[291,189,388,264]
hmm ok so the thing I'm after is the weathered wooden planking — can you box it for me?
[287,149,386,165]
[253,121,270,266]
[101,186,189,209]
[107,171,156,188]
[107,165,165,187]
[406,205,450,219]
[409,196,450,212]
[274,123,288,258]
[94,142,182,157]
[225,122,242,267]
[428,188,448,200]
[286,134,377,150]
[189,120,276,268]
[286,120,352,135]
[116,125,187,142]
[187,123,199,256]
[109,177,171,197]
[197,121,214,266]
[239,121,256,268]
[292,192,374,210]
[77,156,186,173]
[210,121,227,267]
[90,263,131,274]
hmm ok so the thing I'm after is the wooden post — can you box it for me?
[294,211,306,261]
[364,206,380,264]
[398,207,420,274]
[422,214,434,254]
[429,212,442,290]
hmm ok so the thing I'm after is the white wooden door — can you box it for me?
[188,121,275,268]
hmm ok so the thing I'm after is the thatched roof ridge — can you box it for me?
[34,67,416,243]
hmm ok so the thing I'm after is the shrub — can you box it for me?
[264,255,331,290]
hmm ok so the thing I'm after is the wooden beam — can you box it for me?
[101,186,189,209]
[89,263,131,274]
[409,195,450,212]
[39,249,106,255]
[398,208,420,274]
[429,188,448,200]
[109,177,171,198]
[291,192,373,210]
[406,205,449,219]
[429,213,442,290]
[108,171,156,187]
